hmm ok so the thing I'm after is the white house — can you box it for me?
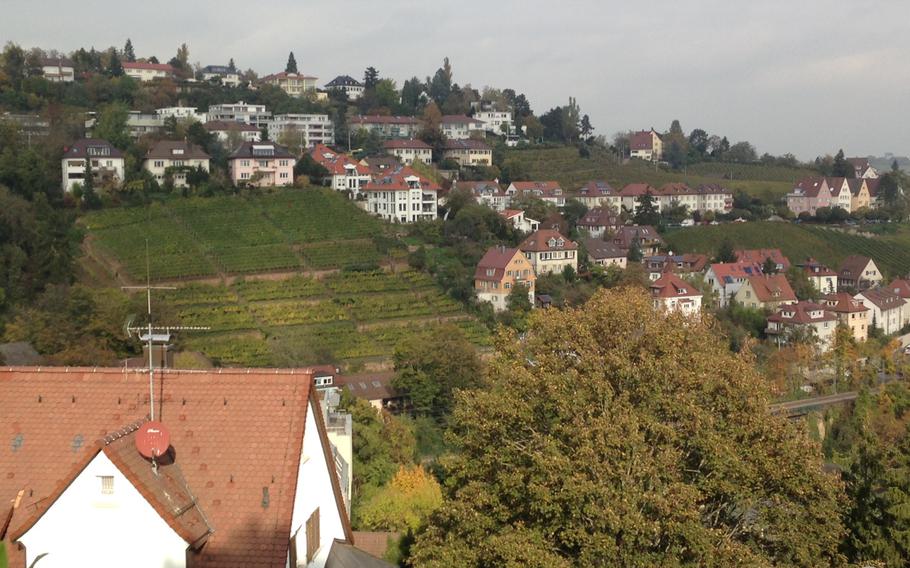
[520,229,578,276]
[440,115,484,140]
[200,64,241,87]
[704,262,763,307]
[2,367,356,568]
[206,101,272,128]
[442,139,493,167]
[325,75,365,99]
[309,144,373,197]
[499,209,539,233]
[349,116,420,139]
[506,181,565,208]
[855,288,906,335]
[40,57,74,82]
[383,139,433,166]
[261,71,318,97]
[123,61,174,82]
[61,138,125,193]
[269,114,335,148]
[155,106,206,123]
[650,271,702,317]
[362,166,439,223]
[203,120,261,143]
[473,110,512,134]
[142,140,211,188]
[767,302,838,352]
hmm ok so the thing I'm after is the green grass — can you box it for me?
[504,146,815,202]
[664,222,910,277]
[82,189,386,280]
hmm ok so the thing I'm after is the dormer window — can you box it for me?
[547,238,556,247]
[171,148,185,156]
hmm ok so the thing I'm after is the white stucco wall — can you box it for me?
[288,400,348,568]
[18,452,188,568]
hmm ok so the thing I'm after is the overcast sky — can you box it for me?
[3,0,909,159]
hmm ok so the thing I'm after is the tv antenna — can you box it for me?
[122,241,210,422]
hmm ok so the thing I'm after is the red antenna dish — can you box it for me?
[136,421,171,458]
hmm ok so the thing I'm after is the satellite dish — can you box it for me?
[136,421,171,459]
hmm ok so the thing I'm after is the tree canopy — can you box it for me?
[411,288,846,567]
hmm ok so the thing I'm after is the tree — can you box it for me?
[123,38,136,62]
[633,191,660,226]
[401,76,425,113]
[579,114,594,138]
[93,102,130,149]
[417,101,444,154]
[688,128,709,158]
[832,149,854,178]
[506,282,532,313]
[285,51,297,73]
[410,289,846,567]
[1,42,27,89]
[626,237,643,262]
[227,58,236,73]
[725,141,758,163]
[428,57,453,105]
[715,238,737,263]
[392,324,482,418]
[374,78,399,110]
[762,256,779,275]
[786,265,818,301]
[664,140,687,170]
[364,66,379,89]
[358,465,443,532]
[176,43,189,68]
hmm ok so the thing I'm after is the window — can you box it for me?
[154,160,164,168]
[305,508,320,563]
[258,160,269,167]
[99,475,114,495]
[241,160,250,167]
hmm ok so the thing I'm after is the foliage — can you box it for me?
[285,51,297,73]
[632,191,660,226]
[786,265,819,301]
[410,288,846,567]
[714,238,736,263]
[392,323,482,418]
[358,465,443,532]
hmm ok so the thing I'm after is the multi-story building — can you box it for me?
[619,183,661,214]
[362,166,439,223]
[767,302,838,352]
[506,181,565,208]
[643,253,708,281]
[705,262,763,307]
[735,249,791,272]
[268,114,334,148]
[823,292,870,342]
[203,120,261,144]
[440,115,484,139]
[86,111,163,140]
[799,258,838,294]
[206,101,272,128]
[629,129,663,161]
[499,209,539,234]
[848,178,872,211]
[839,255,883,291]
[611,225,664,256]
[142,140,211,188]
[854,288,906,335]
[200,64,241,87]
[324,75,364,99]
[155,106,206,123]
[40,57,74,82]
[474,246,536,312]
[442,139,492,167]
[847,157,879,179]
[732,274,797,311]
[656,183,732,215]
[575,181,621,210]
[61,138,125,193]
[787,177,832,217]
[650,271,702,316]
[456,180,508,211]
[261,71,318,97]
[349,116,420,139]
[228,142,296,187]
[519,229,578,276]
[123,61,174,82]
[382,139,432,166]
[577,207,621,239]
[584,238,627,269]
[309,144,372,197]
[826,177,853,212]
[473,110,512,134]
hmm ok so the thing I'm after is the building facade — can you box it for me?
[123,62,174,82]
[383,139,432,165]
[474,247,536,311]
[362,167,439,223]
[442,139,492,166]
[228,142,296,187]
[268,114,335,148]
[143,140,211,188]
[520,229,578,276]
[61,138,125,193]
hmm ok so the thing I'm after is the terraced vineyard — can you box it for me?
[155,269,490,368]
[505,146,815,201]
[82,189,386,281]
[664,222,910,277]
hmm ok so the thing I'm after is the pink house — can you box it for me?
[228,142,297,187]
[787,178,832,216]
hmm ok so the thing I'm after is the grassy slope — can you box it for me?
[664,222,910,278]
[505,146,817,202]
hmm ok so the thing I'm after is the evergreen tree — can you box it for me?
[123,38,136,62]
[579,114,594,137]
[227,58,236,73]
[761,255,778,274]
[106,48,123,77]
[715,238,737,263]
[892,158,900,173]
[285,51,298,73]
[832,149,854,178]
[363,66,379,89]
[633,191,660,226]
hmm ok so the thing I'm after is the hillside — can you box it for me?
[664,222,910,277]
[79,190,489,369]
[504,146,816,202]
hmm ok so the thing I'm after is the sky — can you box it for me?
[3,0,909,160]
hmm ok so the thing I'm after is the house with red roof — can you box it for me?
[704,262,763,307]
[732,274,797,311]
[506,181,566,207]
[643,253,708,281]
[519,229,578,276]
[575,181,621,210]
[123,61,174,82]
[735,249,791,272]
[887,279,910,327]
[650,271,702,316]
[629,129,663,161]
[474,246,536,311]
[847,157,879,179]
[847,178,872,211]
[0,367,357,568]
[655,183,732,215]
[826,177,853,212]
[454,180,508,211]
[823,292,870,342]
[611,225,664,256]
[855,287,906,335]
[261,71,318,97]
[767,302,838,352]
[787,178,832,216]
[577,206,622,238]
[382,139,432,166]
[839,255,883,291]
[799,258,838,294]
[309,144,373,196]
[499,209,539,233]
[442,138,492,166]
[348,116,420,139]
[619,183,660,214]
[362,166,439,223]
[440,115,484,140]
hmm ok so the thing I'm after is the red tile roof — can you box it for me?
[744,274,796,303]
[509,181,562,193]
[823,292,869,313]
[708,262,762,283]
[612,225,664,249]
[310,143,371,175]
[382,139,431,150]
[629,129,659,151]
[362,166,440,192]
[800,257,837,277]
[578,207,621,229]
[519,229,577,253]
[888,279,910,299]
[583,238,626,261]
[619,183,656,197]
[865,178,881,197]
[792,177,829,198]
[1,367,351,567]
[500,209,523,219]
[839,255,874,281]
[577,180,616,197]
[351,115,419,126]
[475,247,521,281]
[768,301,836,324]
[735,249,791,270]
[857,287,905,311]
[443,139,491,150]
[650,272,699,299]
[846,178,866,197]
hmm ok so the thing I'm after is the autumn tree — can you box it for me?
[410,288,846,567]
[358,465,443,532]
